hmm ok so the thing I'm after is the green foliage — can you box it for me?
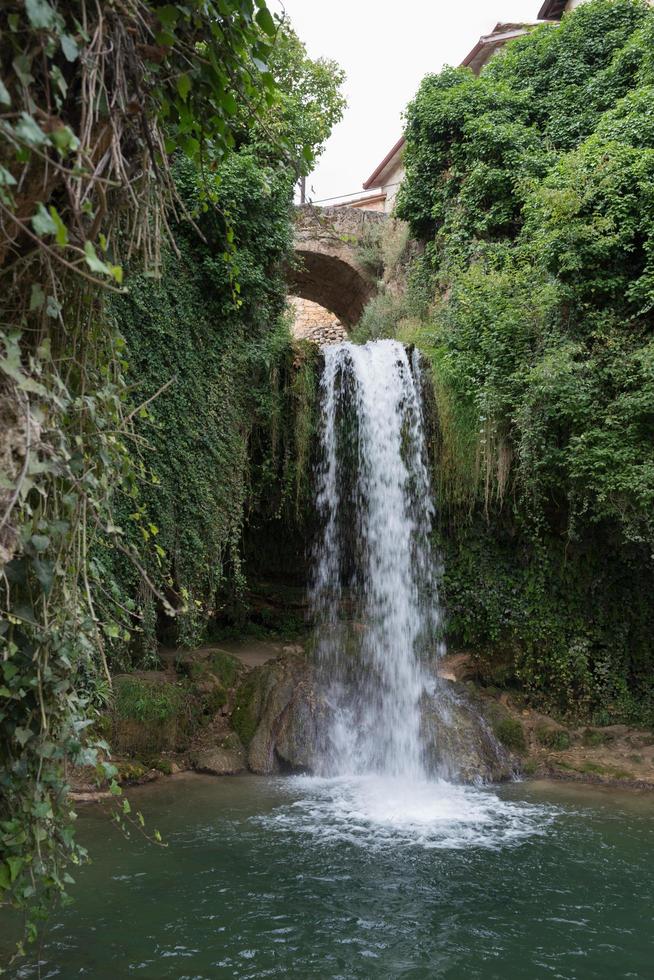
[493,717,526,754]
[112,157,321,650]
[535,727,572,751]
[110,677,194,756]
[355,224,385,278]
[114,678,187,724]
[583,728,612,747]
[391,0,654,721]
[351,293,410,343]
[238,25,346,171]
[186,651,242,690]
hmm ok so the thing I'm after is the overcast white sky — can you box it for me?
[270,0,542,203]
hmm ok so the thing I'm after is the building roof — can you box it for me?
[538,0,567,19]
[362,21,534,192]
[362,136,405,190]
[346,192,387,210]
[461,23,531,73]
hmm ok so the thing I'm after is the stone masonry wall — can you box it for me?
[289,296,347,345]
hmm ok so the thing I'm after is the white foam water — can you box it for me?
[311,340,442,778]
[259,776,554,851]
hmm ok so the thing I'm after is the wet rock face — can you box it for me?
[420,685,517,783]
[231,656,515,782]
[231,656,328,775]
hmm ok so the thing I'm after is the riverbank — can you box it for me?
[71,641,654,801]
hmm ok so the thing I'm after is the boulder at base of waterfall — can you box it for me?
[231,655,327,774]
[192,733,247,775]
[420,684,517,783]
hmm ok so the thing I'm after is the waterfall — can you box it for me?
[310,339,444,778]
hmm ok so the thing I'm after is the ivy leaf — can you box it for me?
[0,165,17,188]
[50,125,79,155]
[176,73,191,101]
[156,4,179,28]
[60,34,79,62]
[46,295,62,319]
[108,263,124,284]
[15,113,47,147]
[84,241,110,275]
[31,557,54,595]
[255,6,276,37]
[7,857,24,883]
[31,203,57,238]
[49,206,69,246]
[0,865,10,892]
[50,64,68,100]
[14,727,33,747]
[223,92,237,116]
[29,284,45,311]
[25,0,58,29]
[12,56,34,88]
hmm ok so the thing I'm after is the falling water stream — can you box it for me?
[290,338,513,837]
[310,339,440,779]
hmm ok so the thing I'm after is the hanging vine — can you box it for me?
[0,0,288,953]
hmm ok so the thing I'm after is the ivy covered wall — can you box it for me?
[111,155,305,654]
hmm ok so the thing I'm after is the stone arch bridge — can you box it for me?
[289,205,387,330]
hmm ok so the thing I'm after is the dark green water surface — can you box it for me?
[5,774,654,979]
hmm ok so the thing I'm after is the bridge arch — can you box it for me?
[289,205,386,330]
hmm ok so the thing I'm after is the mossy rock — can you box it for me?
[535,726,572,751]
[220,732,244,752]
[192,651,242,686]
[113,675,188,724]
[420,688,516,782]
[231,670,267,747]
[493,717,527,754]
[152,758,174,775]
[115,760,148,783]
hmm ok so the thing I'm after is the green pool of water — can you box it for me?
[4,774,654,978]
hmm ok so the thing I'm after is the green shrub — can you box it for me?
[535,726,572,751]
[493,717,527,753]
[582,728,613,747]
[114,678,187,724]
[355,224,384,278]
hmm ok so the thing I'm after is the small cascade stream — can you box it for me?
[310,339,444,778]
